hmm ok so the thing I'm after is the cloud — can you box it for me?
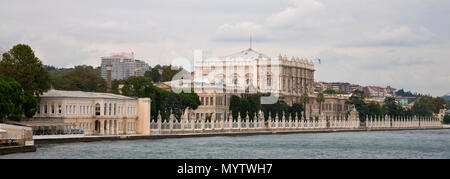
[360,26,434,46]
[0,0,449,96]
[265,0,325,28]
[213,21,268,42]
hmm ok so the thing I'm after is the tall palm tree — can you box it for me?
[300,93,310,120]
[316,92,325,115]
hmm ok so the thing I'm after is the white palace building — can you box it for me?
[27,90,151,135]
[167,48,352,121]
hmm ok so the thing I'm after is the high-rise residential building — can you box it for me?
[100,52,150,82]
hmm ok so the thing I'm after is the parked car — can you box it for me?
[70,129,84,134]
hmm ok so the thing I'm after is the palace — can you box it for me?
[28,90,151,135]
[167,48,352,121]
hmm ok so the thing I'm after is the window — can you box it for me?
[201,97,204,105]
[58,105,62,114]
[104,103,107,115]
[109,103,112,115]
[267,73,272,87]
[95,103,100,116]
[210,97,213,106]
[205,97,209,105]
[114,104,116,115]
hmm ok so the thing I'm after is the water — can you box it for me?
[1,129,450,159]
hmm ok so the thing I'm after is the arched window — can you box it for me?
[95,103,101,116]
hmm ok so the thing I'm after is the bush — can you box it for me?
[444,115,450,124]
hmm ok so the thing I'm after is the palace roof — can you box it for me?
[221,48,270,61]
[41,89,136,100]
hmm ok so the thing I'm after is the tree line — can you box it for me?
[346,90,446,122]
[229,94,306,122]
[111,76,200,122]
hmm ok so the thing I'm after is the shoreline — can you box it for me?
[34,127,450,145]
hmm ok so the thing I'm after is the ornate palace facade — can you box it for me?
[30,90,151,135]
[168,48,351,121]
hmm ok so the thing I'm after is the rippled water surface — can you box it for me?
[2,129,450,159]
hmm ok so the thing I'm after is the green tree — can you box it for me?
[164,92,184,121]
[346,90,368,122]
[291,103,304,120]
[239,97,249,121]
[300,93,310,119]
[229,95,241,121]
[52,66,107,92]
[0,44,51,96]
[367,102,382,117]
[179,91,201,111]
[0,76,38,122]
[161,65,182,82]
[316,92,325,114]
[121,76,153,97]
[383,97,402,116]
[443,115,450,124]
[245,94,261,121]
[144,68,162,83]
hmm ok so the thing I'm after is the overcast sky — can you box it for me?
[1,0,449,96]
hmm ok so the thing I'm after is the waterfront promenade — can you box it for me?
[25,114,446,145]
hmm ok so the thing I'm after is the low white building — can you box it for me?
[30,90,151,136]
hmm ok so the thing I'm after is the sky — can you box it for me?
[0,0,449,96]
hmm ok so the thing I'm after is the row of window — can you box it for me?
[37,103,137,116]
[319,104,349,112]
[200,96,227,106]
[70,121,136,132]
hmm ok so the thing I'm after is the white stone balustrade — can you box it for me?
[149,111,443,134]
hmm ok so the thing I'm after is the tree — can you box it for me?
[179,91,201,111]
[316,92,325,114]
[367,102,382,117]
[52,66,107,92]
[239,97,249,121]
[300,93,310,119]
[291,103,304,120]
[164,92,184,121]
[245,94,260,121]
[121,76,153,97]
[0,76,38,122]
[383,97,402,116]
[411,97,445,117]
[229,95,241,121]
[444,115,450,124]
[346,90,368,122]
[144,68,162,83]
[0,44,51,96]
[161,65,182,82]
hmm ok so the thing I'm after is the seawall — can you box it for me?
[0,146,36,155]
[34,127,449,145]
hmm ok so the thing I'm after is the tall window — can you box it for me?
[95,103,100,116]
[104,103,107,115]
[51,105,55,114]
[58,105,62,114]
[267,73,272,87]
[114,104,116,115]
[109,103,112,115]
